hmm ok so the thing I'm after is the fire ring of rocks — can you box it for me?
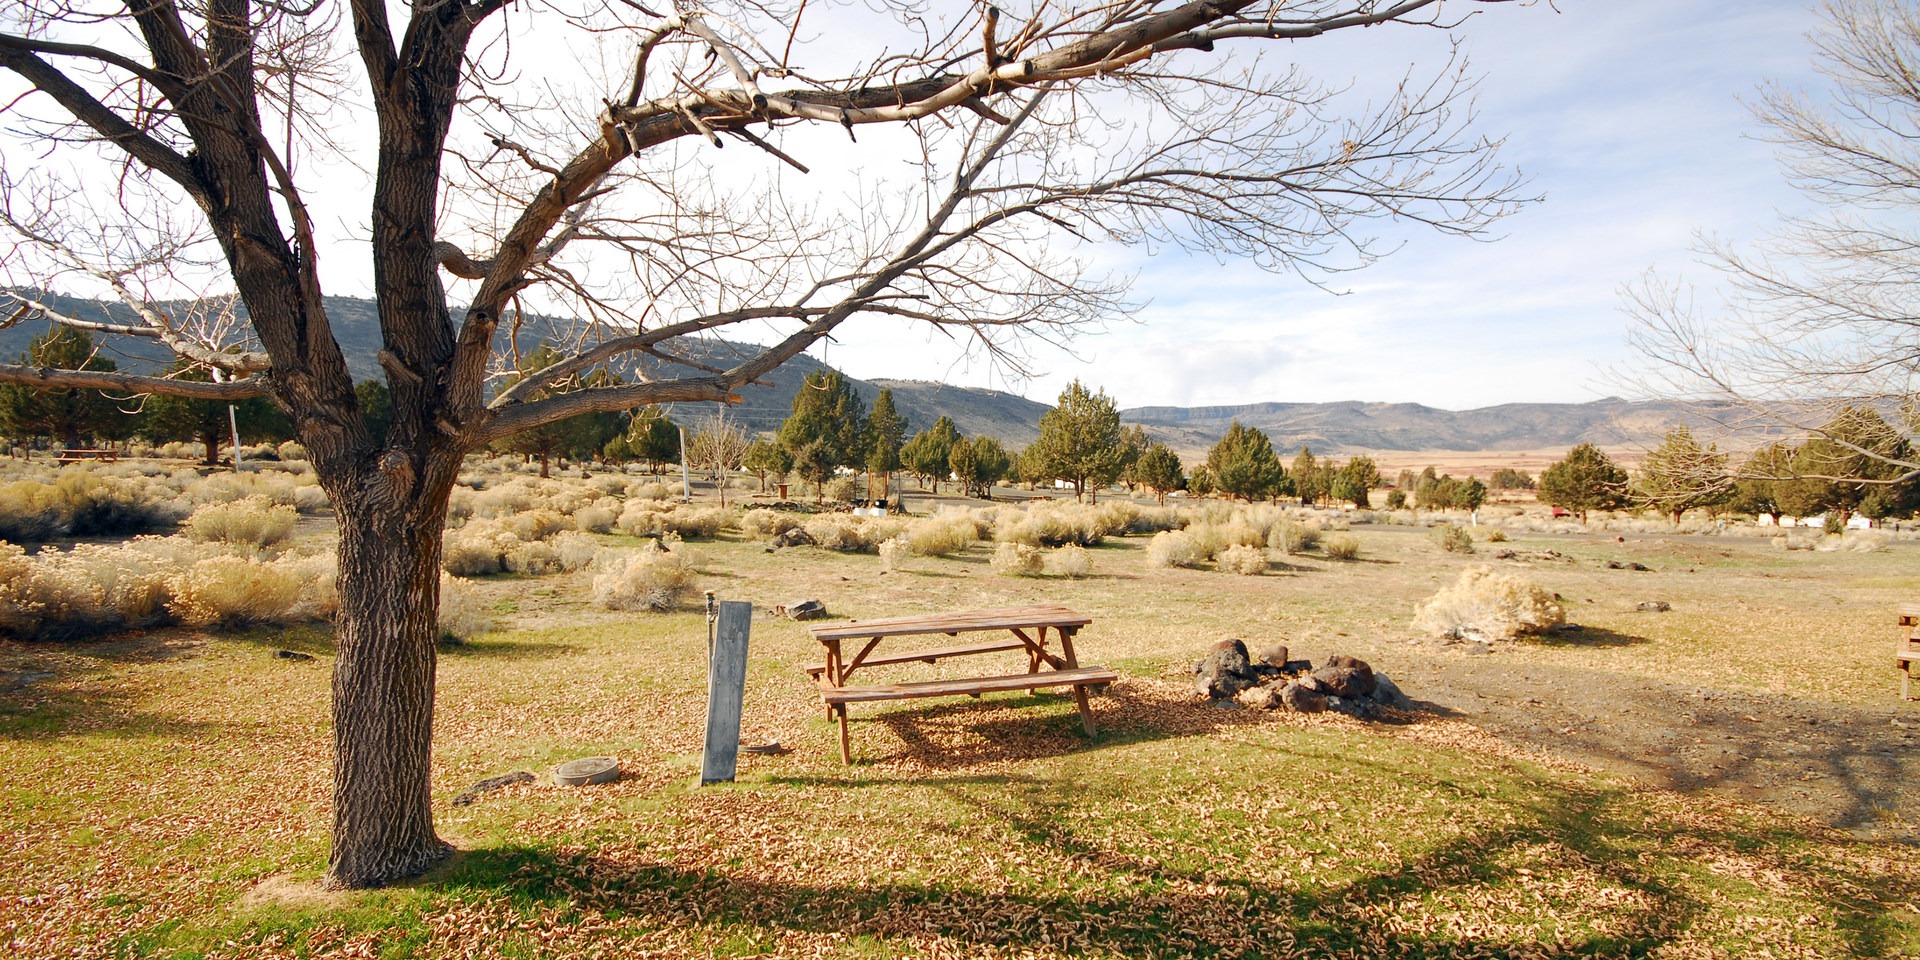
[1193,639,1412,719]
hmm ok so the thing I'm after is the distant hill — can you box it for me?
[1119,398,1796,458]
[1,291,1799,454]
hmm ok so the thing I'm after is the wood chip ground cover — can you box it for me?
[2,499,1918,958]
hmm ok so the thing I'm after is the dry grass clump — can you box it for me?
[550,530,602,572]
[1216,543,1269,575]
[991,541,1044,576]
[0,536,335,637]
[570,504,617,534]
[1269,520,1321,555]
[0,473,178,543]
[441,519,524,576]
[1146,530,1204,568]
[878,536,911,572]
[1816,531,1888,553]
[438,574,495,641]
[167,555,301,629]
[627,481,671,501]
[996,502,1112,547]
[1431,523,1476,554]
[1124,505,1183,534]
[182,497,298,551]
[183,471,303,508]
[1322,533,1362,561]
[275,441,307,461]
[1413,566,1566,642]
[1047,544,1093,578]
[802,514,873,551]
[0,543,114,636]
[740,508,803,538]
[907,511,979,557]
[496,508,570,542]
[592,541,698,612]
[823,476,862,503]
[292,485,330,514]
[663,507,728,539]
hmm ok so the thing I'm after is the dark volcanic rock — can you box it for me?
[452,771,536,807]
[1193,638,1257,700]
[1636,601,1672,612]
[772,527,816,548]
[1370,674,1412,710]
[1313,660,1376,699]
[1278,681,1328,714]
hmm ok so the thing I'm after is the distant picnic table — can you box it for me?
[803,604,1116,763]
[55,449,119,465]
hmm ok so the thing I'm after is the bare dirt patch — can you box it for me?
[1409,652,1920,842]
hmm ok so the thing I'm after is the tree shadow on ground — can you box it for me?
[779,681,1303,772]
[0,633,243,737]
[413,772,1908,958]
[1424,661,1920,840]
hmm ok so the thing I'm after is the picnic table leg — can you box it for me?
[1072,683,1097,737]
[834,704,853,763]
[1058,626,1082,668]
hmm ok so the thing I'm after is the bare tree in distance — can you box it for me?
[0,0,1530,887]
[1625,0,1920,487]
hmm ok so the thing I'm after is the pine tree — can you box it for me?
[0,327,132,450]
[1030,380,1126,502]
[1331,456,1379,508]
[900,416,960,493]
[777,371,867,469]
[1206,421,1286,501]
[1134,443,1184,506]
[142,361,292,465]
[1538,443,1629,522]
[950,435,1012,499]
[863,388,908,501]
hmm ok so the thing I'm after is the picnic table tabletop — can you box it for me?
[805,604,1092,642]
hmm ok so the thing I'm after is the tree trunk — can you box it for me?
[200,426,223,466]
[325,485,455,889]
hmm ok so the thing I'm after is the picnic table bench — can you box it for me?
[1899,604,1920,701]
[804,604,1116,763]
[56,448,118,464]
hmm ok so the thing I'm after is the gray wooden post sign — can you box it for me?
[699,600,752,785]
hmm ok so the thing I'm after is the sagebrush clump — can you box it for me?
[438,575,495,641]
[591,541,698,611]
[182,497,298,551]
[1431,523,1475,554]
[1146,530,1203,568]
[1412,566,1565,641]
[990,541,1044,576]
[168,555,301,628]
[1047,544,1093,578]
[1322,533,1362,561]
[1216,543,1269,575]
[878,536,912,572]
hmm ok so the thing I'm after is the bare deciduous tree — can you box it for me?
[1626,0,1920,485]
[0,0,1528,887]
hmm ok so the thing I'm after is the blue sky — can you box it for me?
[2,1,1832,413]
[810,1,1833,411]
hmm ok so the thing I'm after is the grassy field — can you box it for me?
[3,471,1919,958]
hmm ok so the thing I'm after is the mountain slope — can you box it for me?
[1,291,1796,453]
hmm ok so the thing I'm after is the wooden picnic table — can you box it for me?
[1898,603,1920,701]
[804,604,1117,763]
[55,448,119,464]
